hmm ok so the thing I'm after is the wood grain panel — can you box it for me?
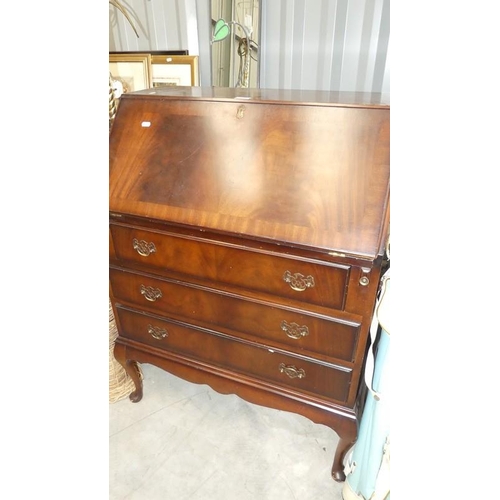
[110,223,349,309]
[110,89,389,257]
[115,305,352,403]
[110,267,361,362]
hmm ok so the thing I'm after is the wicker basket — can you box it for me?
[109,300,142,403]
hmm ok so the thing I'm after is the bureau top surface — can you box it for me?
[124,86,390,108]
[109,87,390,259]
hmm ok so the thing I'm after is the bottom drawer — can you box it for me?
[115,306,352,404]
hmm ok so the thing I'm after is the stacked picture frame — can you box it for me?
[109,51,199,93]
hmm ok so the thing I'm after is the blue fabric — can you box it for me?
[346,326,390,498]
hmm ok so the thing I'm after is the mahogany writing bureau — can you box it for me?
[109,87,390,482]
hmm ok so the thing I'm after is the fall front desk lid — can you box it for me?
[109,88,390,259]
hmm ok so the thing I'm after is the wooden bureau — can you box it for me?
[109,87,390,482]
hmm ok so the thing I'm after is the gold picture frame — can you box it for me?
[109,53,152,93]
[150,55,199,87]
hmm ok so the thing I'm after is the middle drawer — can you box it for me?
[110,267,361,363]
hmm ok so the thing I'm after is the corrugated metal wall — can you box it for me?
[109,0,390,94]
[109,0,198,54]
[260,0,390,93]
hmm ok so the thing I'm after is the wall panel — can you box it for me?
[260,0,390,94]
[109,0,390,94]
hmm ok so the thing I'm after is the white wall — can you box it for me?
[109,0,390,95]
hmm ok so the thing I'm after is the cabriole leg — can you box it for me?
[331,437,355,482]
[113,343,143,403]
[125,359,143,402]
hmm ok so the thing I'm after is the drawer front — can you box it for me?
[110,267,361,362]
[110,224,349,310]
[115,305,352,403]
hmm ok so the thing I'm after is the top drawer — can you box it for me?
[110,223,349,310]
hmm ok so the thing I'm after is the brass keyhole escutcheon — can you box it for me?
[236,105,245,119]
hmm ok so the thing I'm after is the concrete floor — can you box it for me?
[110,363,345,499]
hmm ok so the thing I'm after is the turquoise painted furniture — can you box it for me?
[343,271,390,500]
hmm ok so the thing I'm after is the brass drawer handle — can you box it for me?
[133,238,157,257]
[281,320,309,339]
[282,271,315,291]
[279,363,306,379]
[140,284,163,302]
[148,324,168,340]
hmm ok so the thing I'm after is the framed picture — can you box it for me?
[109,53,152,94]
[150,55,199,87]
[110,50,189,56]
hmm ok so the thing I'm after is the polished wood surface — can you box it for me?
[115,305,353,403]
[129,86,390,107]
[110,88,389,258]
[110,265,362,363]
[110,222,350,309]
[109,87,390,483]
